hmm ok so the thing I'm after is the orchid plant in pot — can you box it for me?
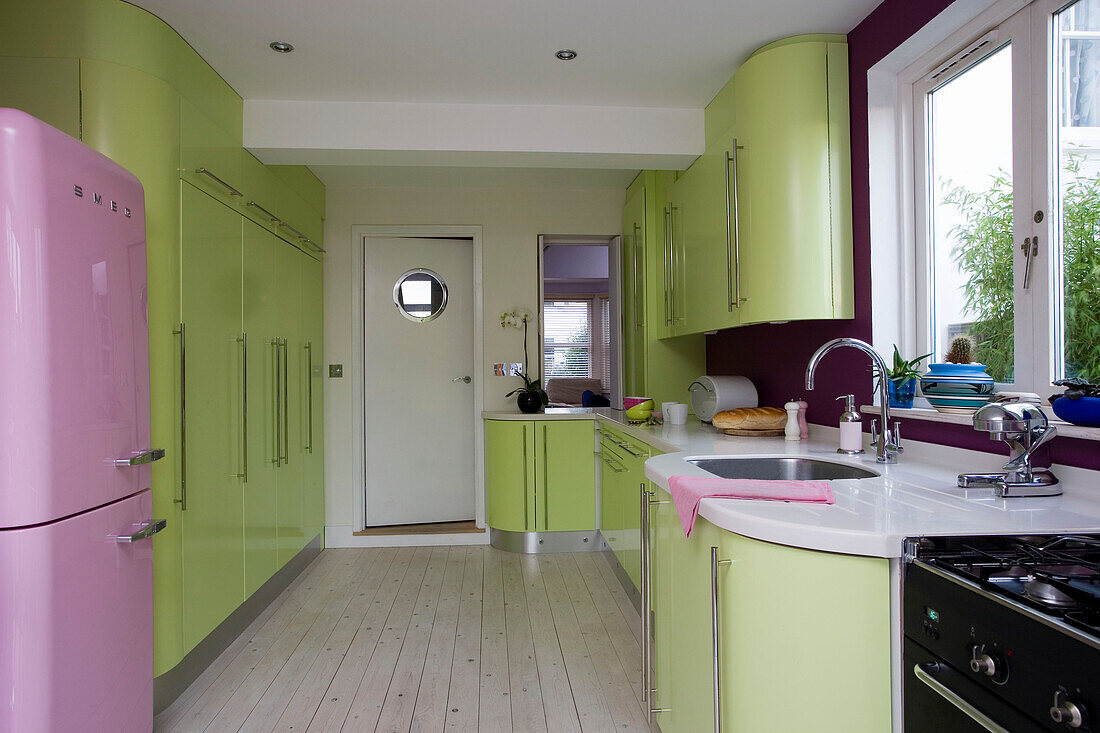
[500,309,548,413]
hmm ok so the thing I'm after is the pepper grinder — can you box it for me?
[784,401,802,441]
[836,394,864,454]
[796,398,809,439]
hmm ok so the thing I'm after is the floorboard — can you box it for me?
[155,546,646,733]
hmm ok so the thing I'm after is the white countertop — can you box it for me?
[483,409,1100,557]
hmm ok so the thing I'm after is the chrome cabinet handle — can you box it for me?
[246,200,280,222]
[281,338,289,464]
[195,168,242,197]
[272,338,281,467]
[711,546,732,733]
[452,375,472,383]
[278,220,307,240]
[522,424,530,531]
[725,141,746,310]
[542,424,549,532]
[600,454,627,472]
[238,333,248,480]
[305,341,314,453]
[641,484,651,706]
[663,206,673,326]
[632,222,645,327]
[669,204,680,323]
[113,449,166,467]
[912,663,1010,733]
[115,518,167,543]
[174,323,187,510]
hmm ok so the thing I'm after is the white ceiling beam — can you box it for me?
[244,100,704,170]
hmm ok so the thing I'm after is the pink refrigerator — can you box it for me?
[0,109,164,732]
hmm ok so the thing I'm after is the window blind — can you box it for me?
[543,299,592,379]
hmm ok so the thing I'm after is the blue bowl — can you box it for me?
[1051,395,1100,427]
[920,363,995,414]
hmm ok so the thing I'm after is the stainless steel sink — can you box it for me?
[686,457,879,481]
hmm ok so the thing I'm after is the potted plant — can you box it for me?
[500,309,548,413]
[919,335,995,413]
[874,345,931,408]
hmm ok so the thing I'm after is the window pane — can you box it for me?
[1055,0,1100,381]
[928,45,1015,381]
[599,296,611,389]
[543,299,592,379]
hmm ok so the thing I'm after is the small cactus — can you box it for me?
[945,335,974,364]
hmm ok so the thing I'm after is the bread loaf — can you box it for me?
[712,406,787,431]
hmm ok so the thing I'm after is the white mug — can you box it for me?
[666,402,689,425]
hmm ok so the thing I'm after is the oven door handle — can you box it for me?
[912,663,1010,733]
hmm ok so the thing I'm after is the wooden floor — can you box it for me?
[154,546,653,733]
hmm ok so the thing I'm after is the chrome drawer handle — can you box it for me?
[115,518,167,543]
[113,449,166,467]
[195,168,242,197]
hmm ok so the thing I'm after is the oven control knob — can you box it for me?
[969,648,998,677]
[1050,691,1085,729]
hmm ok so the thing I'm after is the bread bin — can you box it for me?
[688,376,758,423]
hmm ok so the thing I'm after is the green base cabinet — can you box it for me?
[650,510,892,732]
[598,426,656,591]
[485,419,596,533]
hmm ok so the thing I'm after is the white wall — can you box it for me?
[322,183,624,527]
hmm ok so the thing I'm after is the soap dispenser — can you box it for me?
[836,395,864,455]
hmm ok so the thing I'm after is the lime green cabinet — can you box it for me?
[620,172,706,408]
[275,240,305,565]
[485,419,596,533]
[179,181,246,651]
[79,57,186,677]
[628,35,853,338]
[650,510,892,732]
[242,220,280,596]
[598,426,655,590]
[732,38,853,326]
[300,254,325,547]
[2,0,327,683]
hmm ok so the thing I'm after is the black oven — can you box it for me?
[903,536,1099,733]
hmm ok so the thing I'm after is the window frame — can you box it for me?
[903,0,1073,396]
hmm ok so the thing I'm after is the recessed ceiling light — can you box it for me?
[269,41,295,54]
[555,49,578,61]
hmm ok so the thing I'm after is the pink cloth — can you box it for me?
[668,476,834,537]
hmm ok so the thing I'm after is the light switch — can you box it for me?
[329,364,343,378]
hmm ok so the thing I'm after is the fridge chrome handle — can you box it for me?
[237,333,248,481]
[305,341,313,453]
[711,546,732,733]
[174,323,187,510]
[912,663,1010,733]
[115,518,167,543]
[113,449,165,467]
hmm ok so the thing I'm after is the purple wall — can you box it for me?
[704,0,1100,472]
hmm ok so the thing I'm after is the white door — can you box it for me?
[363,237,475,526]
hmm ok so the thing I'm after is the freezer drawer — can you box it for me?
[0,490,156,733]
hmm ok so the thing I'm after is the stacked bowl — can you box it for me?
[919,364,995,413]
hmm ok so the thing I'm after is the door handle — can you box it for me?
[452,375,472,383]
[113,449,166,467]
[115,518,167,543]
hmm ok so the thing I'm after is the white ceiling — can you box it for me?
[133,0,879,109]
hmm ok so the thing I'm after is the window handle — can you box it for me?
[1022,236,1039,290]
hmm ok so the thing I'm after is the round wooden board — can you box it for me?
[722,428,785,436]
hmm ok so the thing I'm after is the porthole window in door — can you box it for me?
[393,269,448,322]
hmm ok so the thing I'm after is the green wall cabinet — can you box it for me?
[485,419,597,533]
[648,511,892,732]
[1,0,327,681]
[620,172,706,409]
[626,35,853,339]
